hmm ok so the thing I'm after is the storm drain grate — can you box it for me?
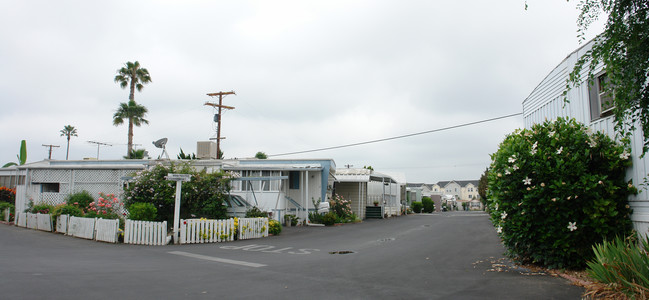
[329,250,355,255]
[378,237,396,242]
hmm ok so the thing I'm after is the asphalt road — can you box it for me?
[0,212,584,299]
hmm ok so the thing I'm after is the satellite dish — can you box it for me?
[153,138,168,149]
[152,138,169,159]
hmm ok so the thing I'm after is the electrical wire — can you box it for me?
[268,112,522,157]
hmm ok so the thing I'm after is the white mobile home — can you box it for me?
[223,158,336,223]
[333,168,401,219]
[523,40,649,234]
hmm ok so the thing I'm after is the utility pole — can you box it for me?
[205,90,236,159]
[42,144,60,160]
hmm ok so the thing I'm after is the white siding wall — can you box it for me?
[522,41,649,233]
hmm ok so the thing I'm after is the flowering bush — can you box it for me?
[0,186,16,204]
[488,117,634,269]
[329,194,352,219]
[123,163,233,225]
[85,193,124,220]
[268,219,281,235]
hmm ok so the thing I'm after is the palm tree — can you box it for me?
[113,100,149,158]
[114,61,152,102]
[59,125,78,160]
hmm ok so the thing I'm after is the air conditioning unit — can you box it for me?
[197,141,217,159]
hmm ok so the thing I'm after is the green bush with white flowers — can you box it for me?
[487,117,635,269]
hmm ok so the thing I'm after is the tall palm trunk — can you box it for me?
[127,117,134,157]
[66,136,71,160]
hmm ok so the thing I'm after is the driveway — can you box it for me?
[0,212,583,299]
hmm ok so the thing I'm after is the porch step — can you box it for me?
[365,206,383,219]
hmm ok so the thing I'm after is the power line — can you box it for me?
[268,112,522,157]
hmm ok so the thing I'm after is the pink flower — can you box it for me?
[107,204,112,208]
[89,202,95,206]
[113,198,118,203]
[99,203,105,207]
[98,197,104,201]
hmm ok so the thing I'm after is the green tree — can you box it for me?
[59,125,77,160]
[560,1,649,155]
[114,61,152,102]
[254,151,267,159]
[124,149,147,159]
[177,148,197,160]
[3,140,26,168]
[113,100,149,158]
[478,167,489,206]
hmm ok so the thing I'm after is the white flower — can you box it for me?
[589,138,597,148]
[501,211,508,220]
[496,226,502,234]
[505,169,511,175]
[530,148,537,155]
[494,203,499,211]
[512,165,519,171]
[532,141,538,150]
[556,146,563,155]
[522,177,532,185]
[567,222,577,232]
[620,151,631,160]
[508,155,517,163]
[549,131,555,137]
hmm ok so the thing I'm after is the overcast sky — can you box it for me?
[0,0,605,184]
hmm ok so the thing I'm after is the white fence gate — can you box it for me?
[95,218,119,243]
[67,216,96,240]
[16,212,27,227]
[124,219,168,245]
[180,218,235,244]
[238,218,269,240]
[56,215,69,234]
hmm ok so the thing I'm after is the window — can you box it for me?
[289,171,300,189]
[41,183,60,193]
[589,72,614,120]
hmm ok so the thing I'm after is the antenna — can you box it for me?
[87,141,112,159]
[153,138,169,159]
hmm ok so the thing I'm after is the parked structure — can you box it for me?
[522,39,649,234]
[333,168,402,219]
[409,180,481,210]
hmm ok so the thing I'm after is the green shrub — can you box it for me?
[411,201,423,213]
[51,204,84,218]
[246,206,268,218]
[322,211,337,226]
[65,191,94,210]
[268,219,282,235]
[0,202,14,221]
[308,211,324,224]
[587,236,649,298]
[127,202,157,221]
[488,117,634,269]
[30,203,55,214]
[422,197,435,213]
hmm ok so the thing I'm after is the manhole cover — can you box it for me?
[329,250,355,255]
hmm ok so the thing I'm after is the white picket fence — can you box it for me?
[3,208,10,222]
[14,212,52,232]
[124,219,168,245]
[13,214,269,245]
[180,218,235,244]
[95,218,120,243]
[238,218,269,240]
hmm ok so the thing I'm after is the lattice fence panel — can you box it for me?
[40,193,66,206]
[74,169,119,183]
[31,169,70,183]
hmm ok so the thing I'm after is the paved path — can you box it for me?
[0,212,584,299]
